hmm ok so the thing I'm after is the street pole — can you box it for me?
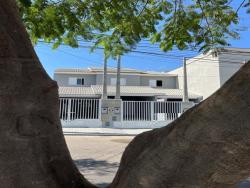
[183,57,189,102]
[102,54,108,99]
[115,55,121,99]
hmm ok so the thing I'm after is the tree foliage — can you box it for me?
[244,0,250,13]
[17,0,249,57]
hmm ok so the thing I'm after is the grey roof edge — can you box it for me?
[58,86,202,99]
[54,68,178,76]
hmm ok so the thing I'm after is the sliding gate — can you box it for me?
[122,101,182,121]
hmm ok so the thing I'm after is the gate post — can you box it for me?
[121,100,123,122]
[98,99,102,120]
[151,101,154,121]
[67,99,72,122]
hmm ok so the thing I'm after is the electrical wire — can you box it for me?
[37,41,250,66]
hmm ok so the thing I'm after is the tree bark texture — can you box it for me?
[0,0,95,187]
[111,62,250,188]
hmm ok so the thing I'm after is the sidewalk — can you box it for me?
[63,127,152,136]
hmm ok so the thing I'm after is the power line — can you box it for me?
[123,53,181,64]
[37,41,250,65]
[36,43,116,68]
[76,38,200,52]
[129,50,249,64]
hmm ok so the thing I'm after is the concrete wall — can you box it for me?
[140,76,177,89]
[169,50,249,100]
[55,73,177,89]
[169,53,221,99]
[61,119,173,129]
[54,73,97,86]
[95,74,141,86]
[218,52,250,85]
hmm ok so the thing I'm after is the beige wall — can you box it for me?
[54,72,178,89]
[54,73,97,86]
[169,53,221,99]
[168,50,250,100]
[218,52,249,85]
[139,76,177,89]
[95,74,141,86]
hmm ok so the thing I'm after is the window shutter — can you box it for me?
[121,78,126,86]
[149,80,156,87]
[111,78,116,85]
[111,78,126,86]
[69,77,77,85]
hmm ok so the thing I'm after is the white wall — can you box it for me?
[218,52,249,85]
[95,74,141,86]
[54,73,97,86]
[169,49,250,100]
[61,119,172,129]
[169,53,221,99]
[140,75,177,89]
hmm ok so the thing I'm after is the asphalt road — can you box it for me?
[65,135,134,187]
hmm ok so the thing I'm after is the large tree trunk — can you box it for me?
[0,1,95,187]
[111,62,250,188]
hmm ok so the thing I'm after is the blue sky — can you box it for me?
[34,5,250,78]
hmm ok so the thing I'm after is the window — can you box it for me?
[110,78,126,86]
[156,80,163,87]
[76,78,84,85]
[68,77,84,85]
[149,80,163,87]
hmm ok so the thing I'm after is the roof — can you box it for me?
[54,67,177,76]
[218,47,250,53]
[59,85,201,99]
[205,47,250,56]
[59,86,96,97]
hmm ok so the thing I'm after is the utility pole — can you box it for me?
[115,55,121,99]
[181,57,194,113]
[102,54,108,99]
[183,57,189,102]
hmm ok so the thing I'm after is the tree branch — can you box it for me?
[197,0,215,44]
[137,0,149,17]
[236,0,247,13]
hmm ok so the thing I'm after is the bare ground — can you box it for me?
[65,136,134,187]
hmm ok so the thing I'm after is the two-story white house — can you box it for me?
[54,67,201,101]
[54,47,250,128]
[54,68,201,128]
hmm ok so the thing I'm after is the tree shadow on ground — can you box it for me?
[74,158,119,172]
[95,183,110,188]
[74,158,119,188]
[237,178,250,188]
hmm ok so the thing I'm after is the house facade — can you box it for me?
[54,47,250,129]
[54,67,201,102]
[54,68,200,128]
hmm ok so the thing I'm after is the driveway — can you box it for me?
[65,135,134,187]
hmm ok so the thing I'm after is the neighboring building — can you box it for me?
[54,67,201,102]
[168,47,250,99]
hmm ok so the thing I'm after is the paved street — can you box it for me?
[65,135,134,187]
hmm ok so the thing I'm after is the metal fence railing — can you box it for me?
[122,101,182,121]
[59,98,182,122]
[59,98,100,121]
